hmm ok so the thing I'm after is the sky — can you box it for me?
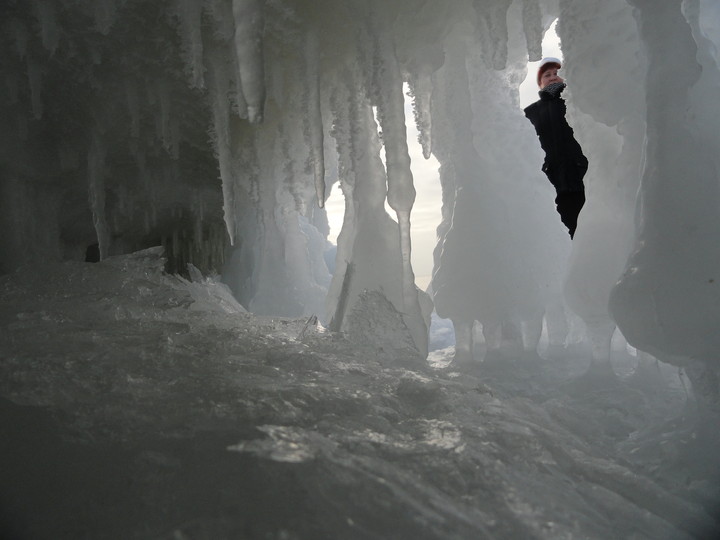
[326,21,562,291]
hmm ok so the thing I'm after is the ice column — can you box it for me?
[431,25,566,362]
[374,25,428,356]
[325,67,409,346]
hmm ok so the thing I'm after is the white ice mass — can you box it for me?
[1,0,719,538]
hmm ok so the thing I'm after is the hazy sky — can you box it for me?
[326,22,562,291]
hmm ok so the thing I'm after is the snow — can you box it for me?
[0,249,718,538]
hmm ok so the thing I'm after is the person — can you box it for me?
[524,57,588,239]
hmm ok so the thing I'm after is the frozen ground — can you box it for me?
[1,249,718,539]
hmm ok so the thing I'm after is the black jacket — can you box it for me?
[524,85,588,193]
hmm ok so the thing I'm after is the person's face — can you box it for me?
[540,66,564,89]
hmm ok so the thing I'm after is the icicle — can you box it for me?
[232,0,266,124]
[175,0,205,89]
[87,133,110,260]
[304,29,326,207]
[472,0,513,70]
[521,0,543,62]
[374,27,428,356]
[207,50,236,244]
[374,40,415,214]
[26,60,43,120]
[406,72,433,160]
[230,71,249,119]
[33,0,59,55]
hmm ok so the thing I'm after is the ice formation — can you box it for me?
[2,0,720,536]
[1,0,720,407]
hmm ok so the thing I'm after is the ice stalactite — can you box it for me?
[88,133,109,260]
[609,0,720,404]
[207,49,237,245]
[472,0,513,70]
[407,72,433,160]
[232,0,266,124]
[174,0,205,89]
[521,0,543,61]
[304,29,326,208]
[373,20,428,356]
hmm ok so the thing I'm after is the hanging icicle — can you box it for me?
[232,0,266,124]
[304,28,326,207]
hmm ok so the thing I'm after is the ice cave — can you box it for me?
[1,0,719,538]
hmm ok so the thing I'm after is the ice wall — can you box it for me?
[608,0,720,404]
[1,0,719,374]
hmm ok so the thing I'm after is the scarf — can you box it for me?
[539,82,566,99]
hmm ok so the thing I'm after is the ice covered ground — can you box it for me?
[1,249,718,539]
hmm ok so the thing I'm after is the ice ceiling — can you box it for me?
[1,0,719,403]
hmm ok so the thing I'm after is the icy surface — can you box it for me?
[1,250,719,539]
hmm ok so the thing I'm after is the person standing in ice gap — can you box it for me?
[524,57,588,239]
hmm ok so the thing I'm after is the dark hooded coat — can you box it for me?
[524,84,588,193]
